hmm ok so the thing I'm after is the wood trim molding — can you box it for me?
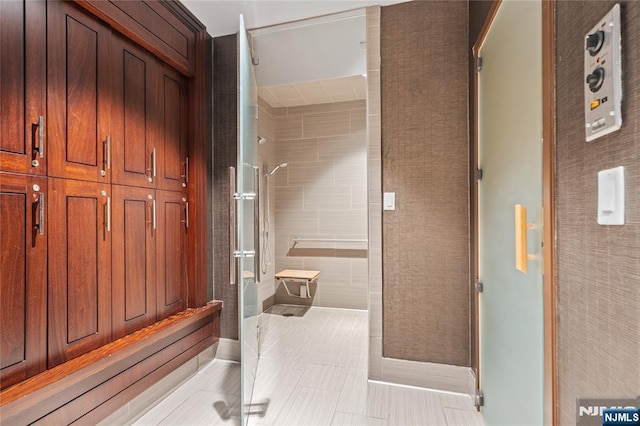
[75,0,204,76]
[542,1,557,424]
[0,302,221,425]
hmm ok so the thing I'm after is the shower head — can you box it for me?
[258,136,267,145]
[266,162,288,177]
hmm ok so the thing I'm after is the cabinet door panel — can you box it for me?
[0,173,47,389]
[48,178,111,367]
[112,185,156,339]
[111,37,155,188]
[156,190,187,319]
[47,2,111,182]
[0,1,46,174]
[156,67,188,191]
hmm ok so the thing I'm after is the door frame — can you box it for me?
[471,1,557,424]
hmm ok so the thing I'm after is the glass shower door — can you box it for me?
[238,14,260,426]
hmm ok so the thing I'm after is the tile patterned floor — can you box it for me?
[134,307,484,426]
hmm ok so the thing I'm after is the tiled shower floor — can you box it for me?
[134,306,484,426]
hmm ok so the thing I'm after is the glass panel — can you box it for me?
[238,15,259,426]
[478,1,544,424]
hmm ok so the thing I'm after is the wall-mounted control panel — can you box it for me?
[584,4,622,142]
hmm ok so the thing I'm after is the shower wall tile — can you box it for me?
[351,187,368,210]
[275,186,304,211]
[351,109,367,134]
[274,210,319,234]
[276,115,303,140]
[334,100,366,112]
[366,5,383,383]
[320,284,368,310]
[304,185,352,211]
[287,161,335,187]
[366,71,381,116]
[320,211,368,235]
[287,102,335,116]
[273,99,369,309]
[319,134,366,161]
[351,259,369,286]
[303,111,351,138]
[275,138,319,163]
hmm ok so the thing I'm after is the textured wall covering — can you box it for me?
[381,1,470,366]
[213,34,238,340]
[556,2,640,425]
[271,100,369,310]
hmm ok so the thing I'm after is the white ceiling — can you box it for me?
[251,10,366,87]
[181,0,407,38]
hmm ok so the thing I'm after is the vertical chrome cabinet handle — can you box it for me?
[101,136,110,177]
[152,148,157,177]
[182,198,189,228]
[229,167,237,286]
[182,157,189,187]
[152,199,156,230]
[107,196,111,232]
[106,135,111,169]
[38,192,45,235]
[254,167,260,283]
[37,116,44,158]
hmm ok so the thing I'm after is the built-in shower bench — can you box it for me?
[275,269,320,299]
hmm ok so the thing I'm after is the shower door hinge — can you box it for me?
[475,279,484,293]
[476,169,483,181]
[476,56,483,72]
[252,56,259,66]
[475,389,484,408]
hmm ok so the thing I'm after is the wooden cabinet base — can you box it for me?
[0,302,221,425]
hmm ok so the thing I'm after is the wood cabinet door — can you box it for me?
[111,36,156,188]
[0,173,47,389]
[47,178,111,367]
[155,66,188,192]
[0,1,46,175]
[111,185,156,339]
[156,190,187,320]
[47,1,111,183]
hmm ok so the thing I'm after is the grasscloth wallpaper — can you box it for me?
[213,34,238,339]
[556,1,640,424]
[381,1,470,366]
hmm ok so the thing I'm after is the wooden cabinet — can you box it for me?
[111,185,156,339]
[156,67,189,192]
[47,2,112,183]
[47,178,112,367]
[0,173,47,388]
[156,190,188,320]
[0,0,209,403]
[111,36,157,188]
[0,1,46,175]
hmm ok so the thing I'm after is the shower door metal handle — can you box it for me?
[254,167,260,283]
[229,166,237,285]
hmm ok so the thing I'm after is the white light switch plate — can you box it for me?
[383,192,396,211]
[597,166,624,225]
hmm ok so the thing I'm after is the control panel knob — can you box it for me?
[586,30,605,56]
[586,67,605,92]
